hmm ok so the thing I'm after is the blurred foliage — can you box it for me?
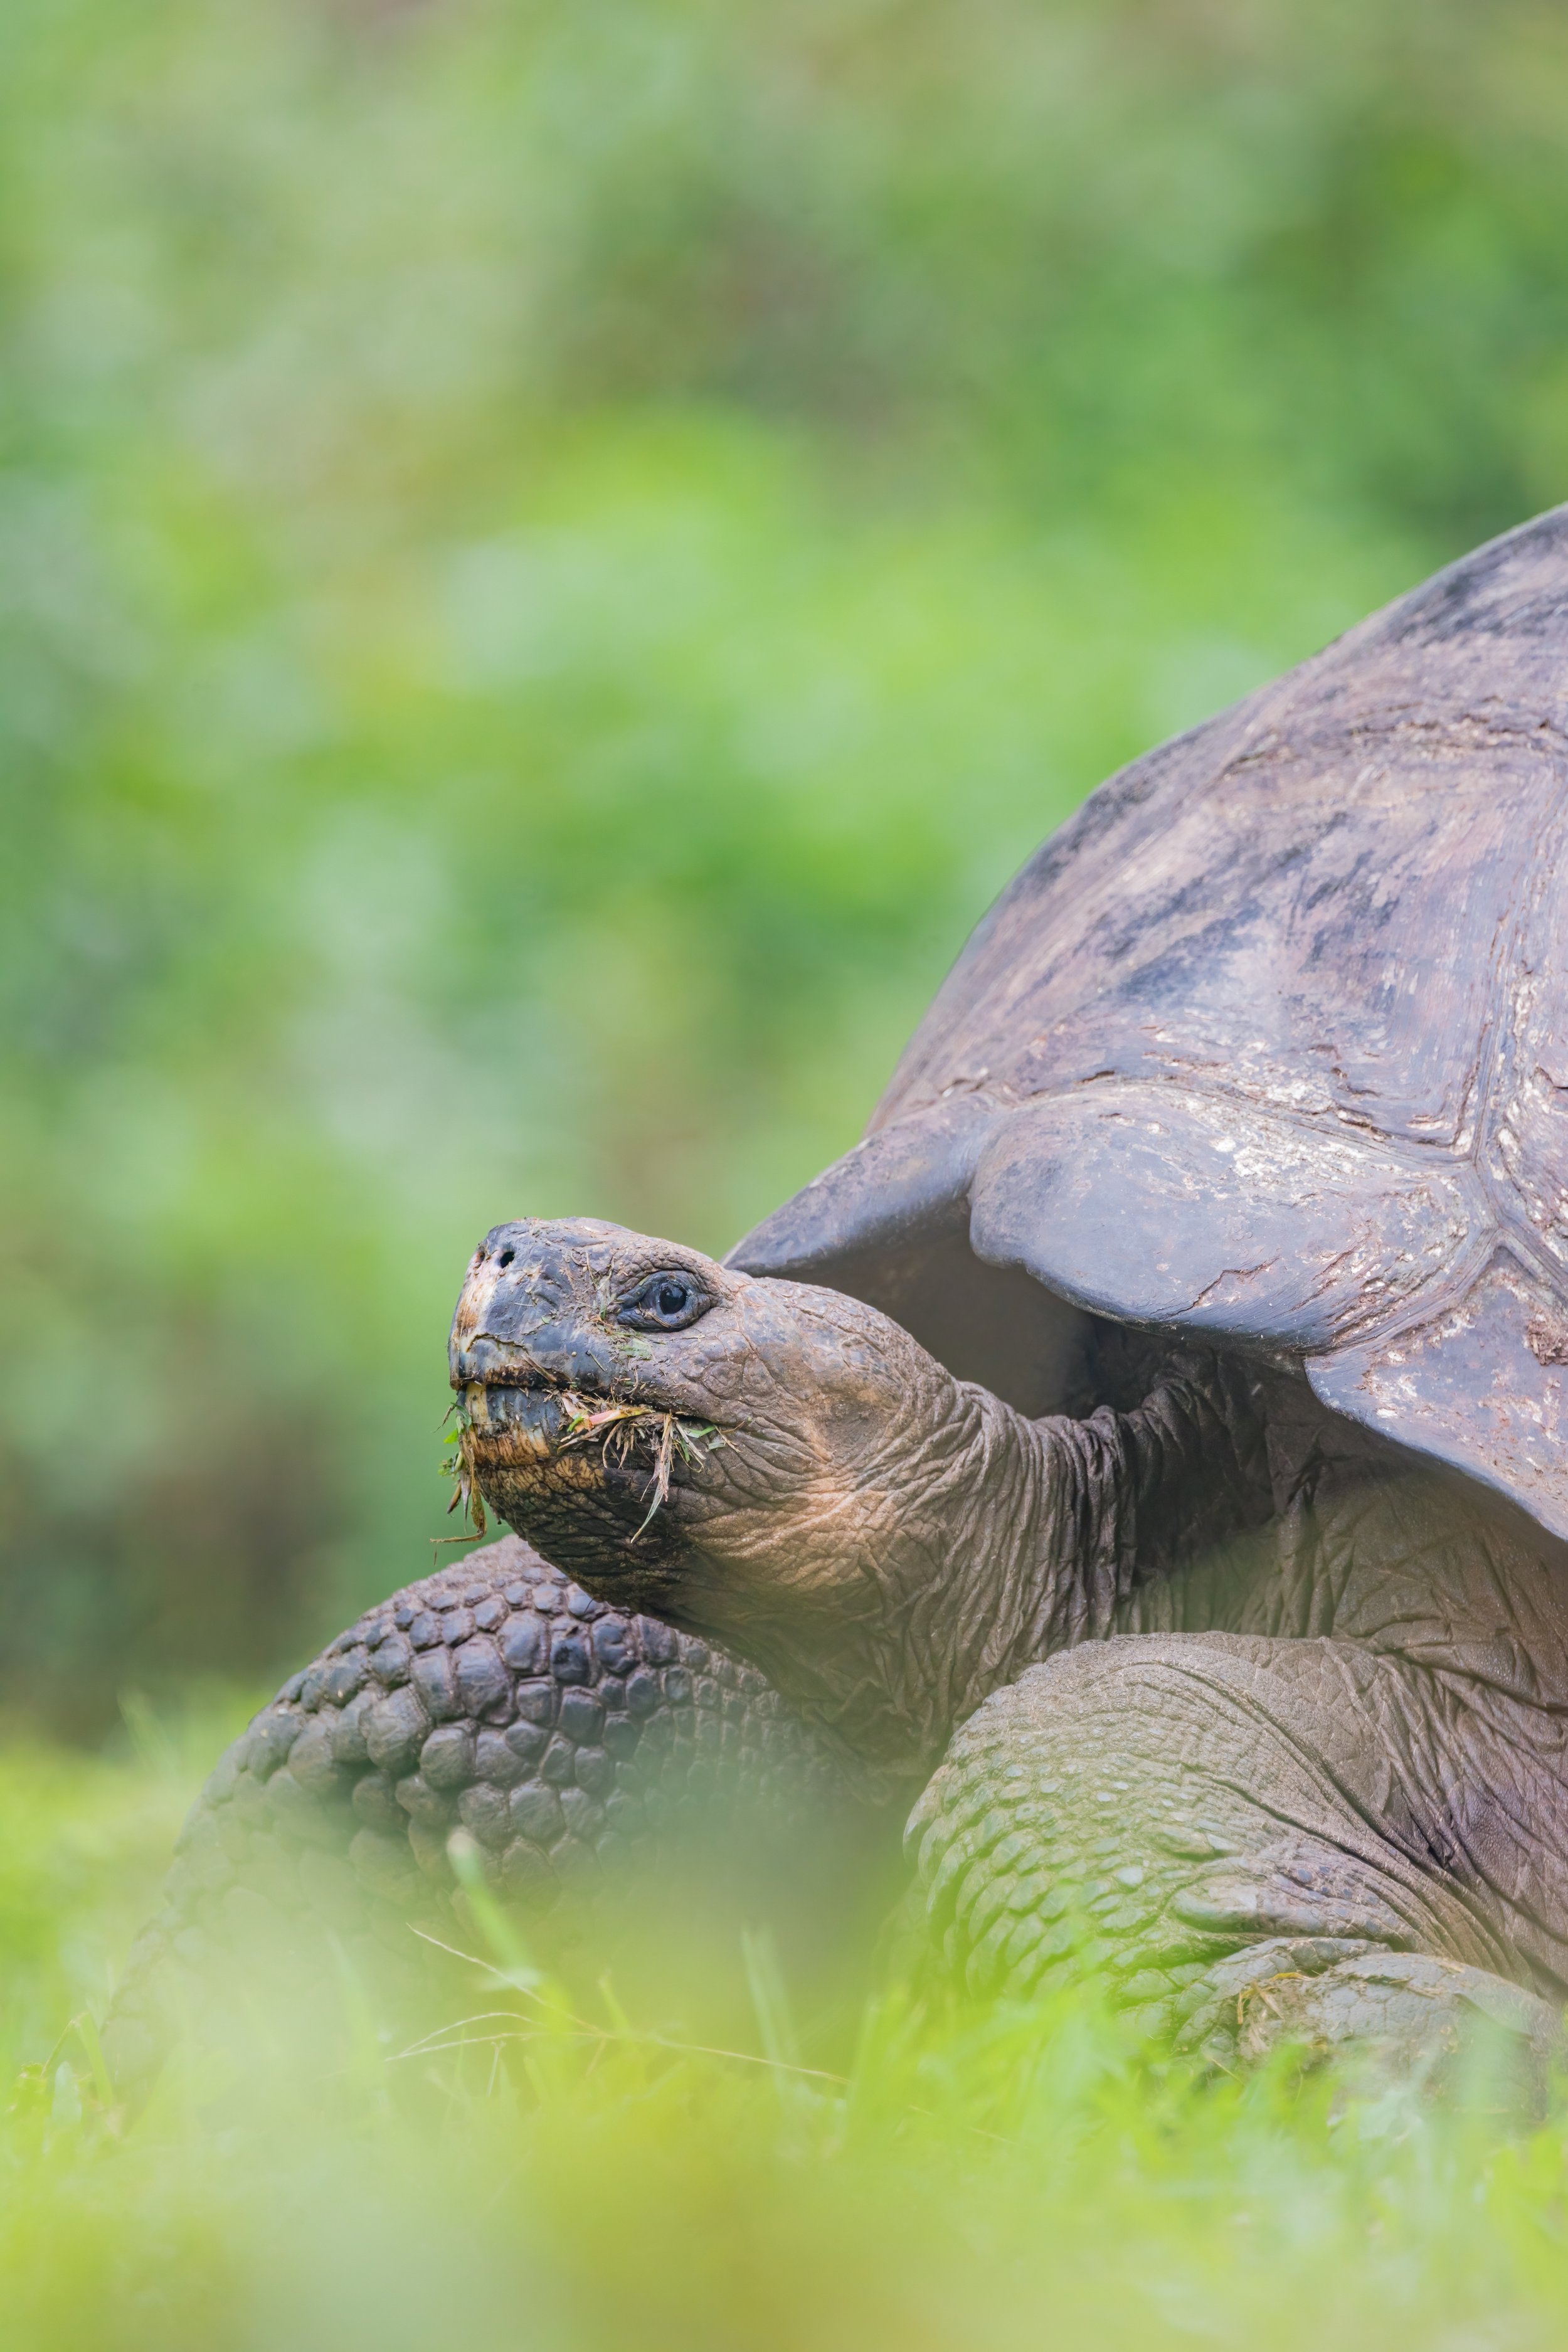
[6,0,1568,1718]
[6,1722,1568,2350]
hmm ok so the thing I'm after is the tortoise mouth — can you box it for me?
[457,1372,667,1445]
[455,1378,723,1539]
[457,1381,618,1487]
[460,1377,576,1443]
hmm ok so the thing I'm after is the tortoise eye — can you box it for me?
[618,1272,712,1332]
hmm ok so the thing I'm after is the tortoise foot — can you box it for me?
[1229,1951,1563,2116]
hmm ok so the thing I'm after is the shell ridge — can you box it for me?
[744,504,1568,1535]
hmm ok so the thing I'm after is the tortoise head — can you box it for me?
[449,1216,972,1754]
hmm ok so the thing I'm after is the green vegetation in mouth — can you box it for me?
[555,1396,723,1538]
[442,1415,489,1538]
[439,1396,721,1539]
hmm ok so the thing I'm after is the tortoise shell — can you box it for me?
[732,504,1568,1541]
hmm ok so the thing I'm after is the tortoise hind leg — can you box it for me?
[908,1631,1564,2111]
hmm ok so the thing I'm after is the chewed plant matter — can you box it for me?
[443,1396,721,1540]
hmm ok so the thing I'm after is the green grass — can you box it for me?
[7,1708,1568,2350]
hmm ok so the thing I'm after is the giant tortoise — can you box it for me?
[112,505,1568,2095]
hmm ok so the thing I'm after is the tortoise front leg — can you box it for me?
[104,1534,869,2097]
[907,1631,1564,2108]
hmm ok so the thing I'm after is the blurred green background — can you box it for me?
[7,0,1568,1730]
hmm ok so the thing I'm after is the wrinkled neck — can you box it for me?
[746,1353,1271,1794]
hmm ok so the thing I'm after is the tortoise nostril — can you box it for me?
[497,1248,515,1269]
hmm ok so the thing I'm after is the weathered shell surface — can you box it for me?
[733,505,1568,1539]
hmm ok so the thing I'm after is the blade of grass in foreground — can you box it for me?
[4,1722,1568,2351]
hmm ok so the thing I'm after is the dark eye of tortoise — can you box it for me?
[620,1273,711,1330]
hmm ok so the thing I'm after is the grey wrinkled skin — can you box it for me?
[103,1534,861,2095]
[450,1219,1568,2094]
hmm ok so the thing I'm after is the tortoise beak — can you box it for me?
[457,1377,575,1454]
[449,1228,622,1396]
[448,1243,625,1522]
